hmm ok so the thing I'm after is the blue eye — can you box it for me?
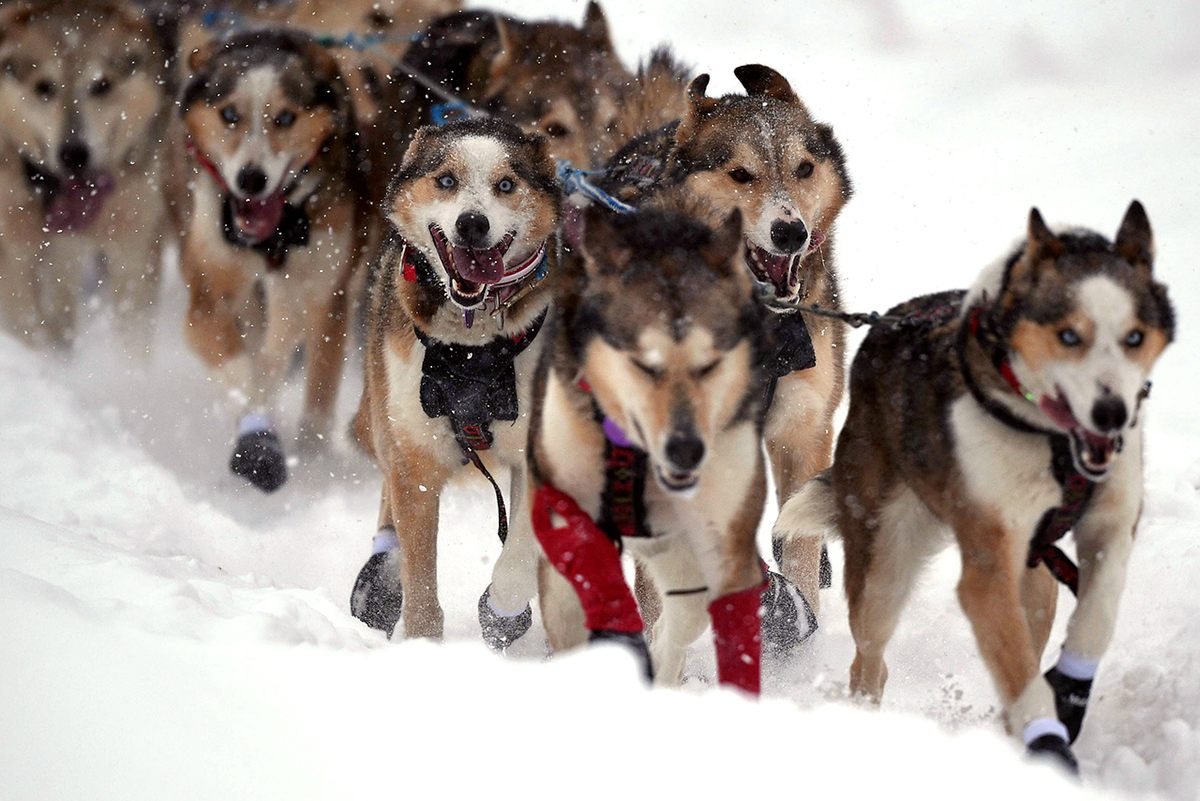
[220,104,240,125]
[436,174,457,189]
[1125,329,1144,348]
[1058,328,1082,347]
[497,177,515,193]
[274,109,295,128]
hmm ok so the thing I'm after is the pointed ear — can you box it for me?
[397,126,438,172]
[702,209,743,272]
[582,1,613,51]
[1115,199,1154,270]
[733,64,798,103]
[582,206,631,276]
[686,73,710,107]
[677,73,716,138]
[1027,207,1063,257]
[187,34,222,74]
[487,17,516,84]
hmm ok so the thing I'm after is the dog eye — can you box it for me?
[496,177,515,194]
[220,104,240,126]
[34,79,55,99]
[1124,329,1145,348]
[545,122,569,138]
[728,167,754,184]
[436,173,457,189]
[1058,328,1082,347]
[90,77,112,97]
[692,358,721,379]
[795,161,814,179]
[274,110,296,128]
[630,358,664,380]
[367,9,394,28]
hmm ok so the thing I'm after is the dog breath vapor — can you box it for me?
[2,2,1199,800]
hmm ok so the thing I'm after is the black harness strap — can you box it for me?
[597,433,652,543]
[414,311,547,544]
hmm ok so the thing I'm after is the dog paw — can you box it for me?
[229,429,288,492]
[588,628,653,682]
[477,585,532,650]
[1026,734,1079,775]
[1045,667,1092,744]
[350,550,404,636]
[761,570,817,656]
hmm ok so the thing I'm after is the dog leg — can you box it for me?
[767,420,834,617]
[479,461,537,650]
[1021,564,1058,660]
[180,245,250,369]
[538,557,587,652]
[0,255,42,344]
[641,541,708,686]
[299,286,350,450]
[634,561,662,636]
[386,454,450,640]
[105,230,164,356]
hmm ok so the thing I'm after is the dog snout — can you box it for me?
[770,219,809,253]
[455,211,491,249]
[58,140,90,175]
[1091,395,1128,433]
[236,164,269,197]
[664,431,705,472]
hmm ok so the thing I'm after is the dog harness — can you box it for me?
[186,138,324,269]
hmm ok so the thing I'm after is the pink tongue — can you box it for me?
[1039,395,1079,431]
[756,248,791,290]
[451,245,505,283]
[237,194,287,243]
[47,174,115,232]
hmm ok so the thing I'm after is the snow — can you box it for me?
[2,1,1199,799]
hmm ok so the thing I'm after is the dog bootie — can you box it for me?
[819,544,833,589]
[350,528,404,636]
[761,570,817,655]
[1026,734,1079,775]
[588,628,653,681]
[708,580,768,696]
[229,429,287,492]
[1045,666,1093,744]
[478,585,532,651]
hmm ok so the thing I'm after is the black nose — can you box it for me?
[665,432,705,472]
[59,141,90,174]
[236,164,268,196]
[455,211,491,248]
[1091,396,1128,433]
[770,219,809,254]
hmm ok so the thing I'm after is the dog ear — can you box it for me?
[733,64,798,103]
[187,33,223,74]
[702,209,743,273]
[676,74,716,141]
[397,125,439,173]
[1027,207,1064,257]
[582,206,632,276]
[1115,199,1154,271]
[582,1,613,51]
[487,16,516,84]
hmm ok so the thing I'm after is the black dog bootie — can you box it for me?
[229,429,288,492]
[761,570,818,655]
[477,585,532,651]
[350,530,404,636]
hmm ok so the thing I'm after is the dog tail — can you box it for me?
[773,469,838,549]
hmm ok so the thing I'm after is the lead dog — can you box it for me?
[0,0,175,349]
[775,202,1174,770]
[179,29,366,492]
[350,119,563,645]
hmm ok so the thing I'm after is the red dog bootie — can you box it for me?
[531,484,643,634]
[708,581,768,696]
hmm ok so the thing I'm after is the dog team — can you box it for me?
[0,0,1174,775]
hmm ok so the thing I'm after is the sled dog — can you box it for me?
[350,119,563,646]
[775,202,1174,770]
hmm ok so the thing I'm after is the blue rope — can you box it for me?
[431,101,472,127]
[556,160,636,215]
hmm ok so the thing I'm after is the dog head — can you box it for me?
[0,0,169,232]
[576,202,767,495]
[668,66,852,308]
[994,201,1174,480]
[387,118,559,314]
[480,2,627,169]
[181,29,352,244]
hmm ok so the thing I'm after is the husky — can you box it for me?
[774,202,1174,770]
[179,29,366,492]
[0,0,176,349]
[350,119,564,646]
[603,65,853,620]
[529,196,781,692]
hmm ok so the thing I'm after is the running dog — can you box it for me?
[350,119,563,646]
[775,202,1173,770]
[179,29,366,492]
[530,197,778,692]
[0,0,175,349]
[603,64,853,622]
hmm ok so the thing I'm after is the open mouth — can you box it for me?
[23,157,115,233]
[654,465,700,495]
[742,231,824,304]
[1039,392,1122,480]
[231,192,288,244]
[429,223,516,309]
